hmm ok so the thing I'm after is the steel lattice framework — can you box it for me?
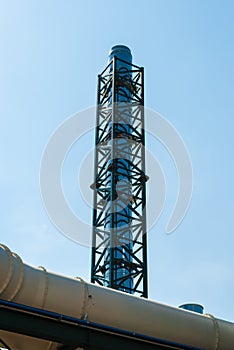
[91,55,148,297]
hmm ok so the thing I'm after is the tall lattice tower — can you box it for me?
[91,45,148,297]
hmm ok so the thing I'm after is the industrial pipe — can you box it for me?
[105,44,133,292]
[0,244,234,349]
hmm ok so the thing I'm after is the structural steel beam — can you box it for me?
[0,300,198,350]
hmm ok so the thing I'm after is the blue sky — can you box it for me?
[0,0,234,323]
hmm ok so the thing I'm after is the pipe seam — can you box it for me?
[0,244,14,295]
[8,253,24,301]
[47,340,55,350]
[75,277,89,320]
[205,314,220,350]
[38,266,49,309]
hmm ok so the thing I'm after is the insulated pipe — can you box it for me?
[105,45,133,292]
[0,244,234,350]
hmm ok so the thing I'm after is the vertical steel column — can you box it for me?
[109,55,117,289]
[91,46,148,297]
[91,74,101,284]
[140,67,148,297]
